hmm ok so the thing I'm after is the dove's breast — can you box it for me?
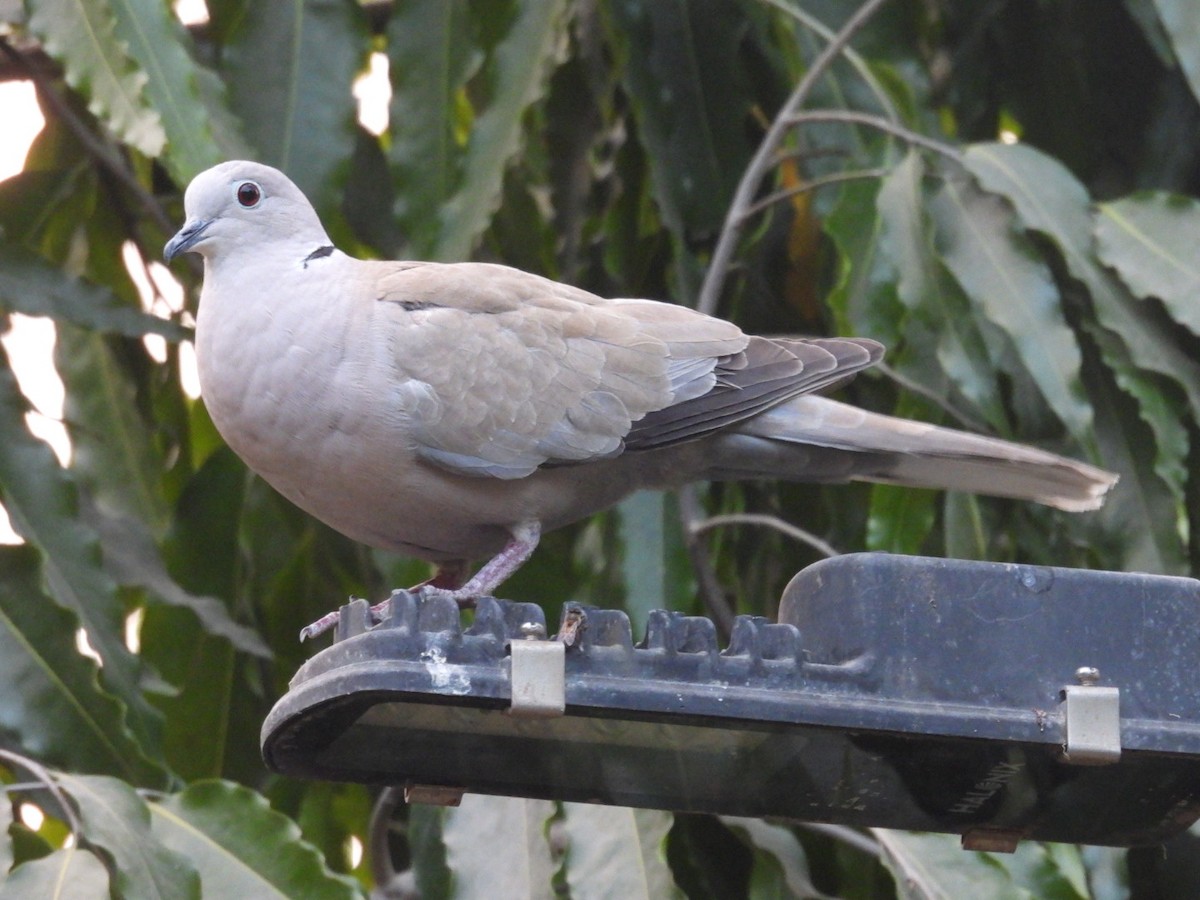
[191,258,653,561]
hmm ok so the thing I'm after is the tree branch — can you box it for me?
[695,0,894,317]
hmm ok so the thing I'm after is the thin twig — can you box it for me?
[0,748,82,836]
[787,109,963,161]
[690,513,840,558]
[678,486,736,637]
[0,35,177,238]
[758,0,901,124]
[696,0,894,317]
[738,167,887,222]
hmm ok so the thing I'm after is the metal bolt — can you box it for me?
[520,621,546,640]
[1075,666,1100,686]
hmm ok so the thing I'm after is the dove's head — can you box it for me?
[164,161,329,265]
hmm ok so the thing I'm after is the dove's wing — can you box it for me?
[371,261,882,479]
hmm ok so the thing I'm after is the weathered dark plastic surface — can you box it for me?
[261,553,1200,847]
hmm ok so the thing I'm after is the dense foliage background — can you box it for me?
[0,0,1199,896]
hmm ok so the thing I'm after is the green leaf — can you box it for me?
[720,817,830,900]
[1152,0,1200,107]
[562,804,681,900]
[0,244,186,339]
[56,774,200,900]
[963,142,1200,423]
[929,173,1092,441]
[608,0,753,236]
[1094,191,1200,337]
[385,0,475,258]
[220,0,368,215]
[435,0,569,260]
[823,177,901,342]
[867,483,935,555]
[0,846,110,900]
[875,830,1030,900]
[618,491,666,637]
[149,781,361,900]
[442,795,556,899]
[0,546,158,781]
[55,324,170,534]
[1086,326,1187,574]
[24,0,166,157]
[0,345,164,775]
[876,152,1006,429]
[86,505,269,658]
[107,0,244,183]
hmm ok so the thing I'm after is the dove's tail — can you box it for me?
[708,396,1117,512]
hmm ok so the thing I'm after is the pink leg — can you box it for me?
[426,521,541,608]
[297,522,541,641]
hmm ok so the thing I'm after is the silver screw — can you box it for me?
[520,621,546,640]
[1075,666,1100,686]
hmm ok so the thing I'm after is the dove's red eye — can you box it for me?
[236,182,262,208]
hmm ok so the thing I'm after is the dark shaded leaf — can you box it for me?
[608,0,753,236]
[0,244,185,339]
[0,546,158,782]
[1151,0,1200,106]
[0,345,164,775]
[221,0,368,216]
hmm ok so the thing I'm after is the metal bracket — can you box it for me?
[404,783,465,807]
[1061,668,1121,765]
[508,634,565,718]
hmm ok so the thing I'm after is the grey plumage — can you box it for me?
[164,161,1118,637]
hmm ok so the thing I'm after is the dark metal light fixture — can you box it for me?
[262,553,1200,851]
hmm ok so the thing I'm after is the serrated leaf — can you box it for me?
[929,174,1092,441]
[0,346,164,775]
[108,0,246,183]
[1085,326,1187,574]
[0,546,159,781]
[25,0,165,157]
[963,142,1200,423]
[1094,191,1200,337]
[609,0,753,236]
[221,0,368,216]
[57,774,200,900]
[0,243,185,339]
[443,795,556,900]
[562,804,681,900]
[148,781,361,900]
[86,504,270,658]
[0,846,110,900]
[1152,0,1200,107]
[435,0,569,260]
[877,152,1007,428]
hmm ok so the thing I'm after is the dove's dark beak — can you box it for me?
[164,218,212,263]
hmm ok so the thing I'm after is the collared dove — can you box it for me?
[164,161,1117,640]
